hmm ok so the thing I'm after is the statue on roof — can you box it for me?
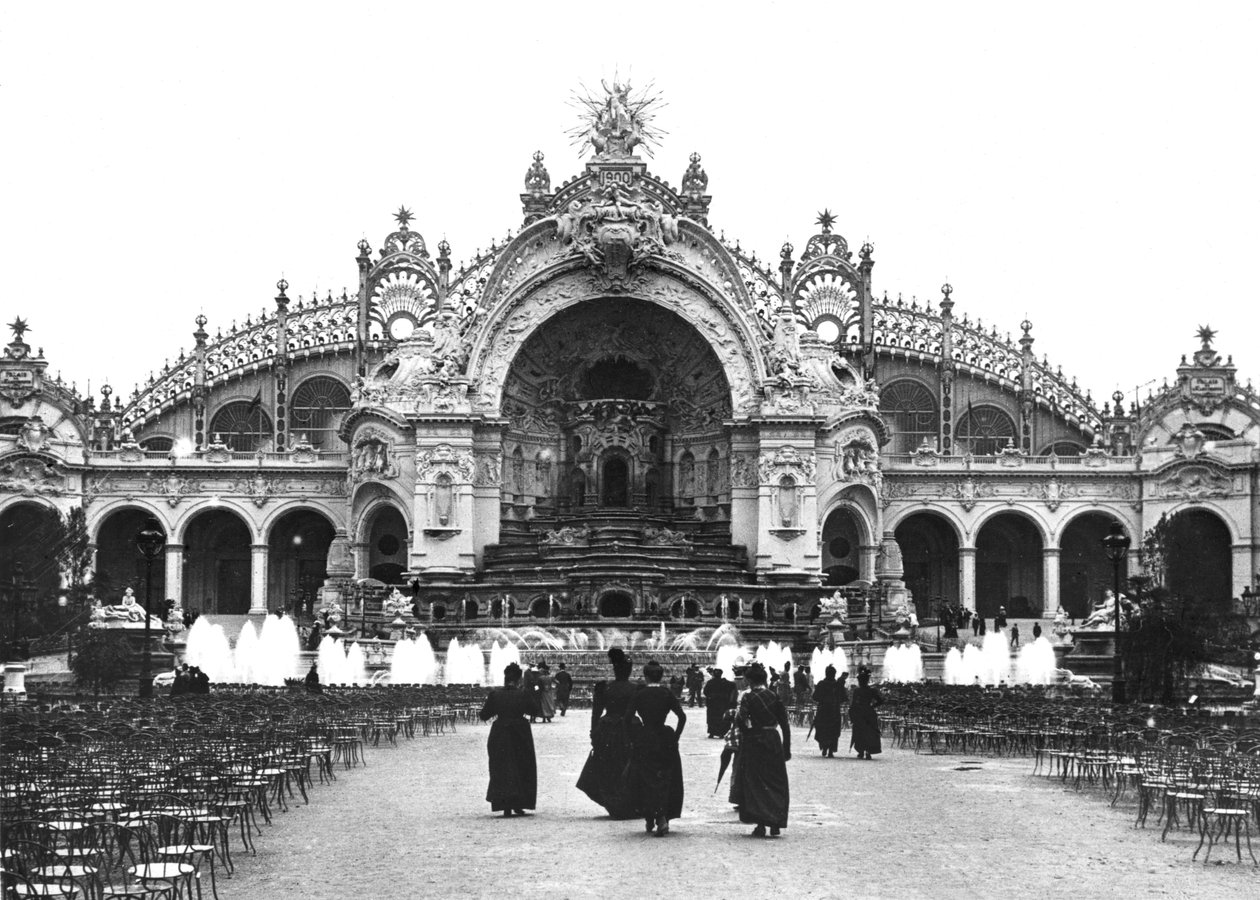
[569,79,665,159]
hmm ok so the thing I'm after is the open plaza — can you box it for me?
[3,10,1260,894]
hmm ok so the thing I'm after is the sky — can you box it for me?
[2,1,1257,409]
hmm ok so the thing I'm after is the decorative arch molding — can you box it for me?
[87,499,175,541]
[1156,501,1244,544]
[1051,507,1136,545]
[0,494,63,517]
[818,489,877,546]
[971,506,1052,547]
[173,499,260,545]
[352,488,412,545]
[884,506,967,548]
[466,264,765,418]
[824,410,892,449]
[337,406,412,443]
[258,501,342,543]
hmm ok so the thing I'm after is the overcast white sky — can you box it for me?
[2,2,1257,408]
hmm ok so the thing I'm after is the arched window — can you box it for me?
[1196,424,1234,440]
[140,437,174,453]
[956,405,1017,456]
[879,381,939,455]
[1043,441,1086,457]
[209,401,273,452]
[290,376,352,450]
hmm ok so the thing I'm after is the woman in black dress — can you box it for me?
[576,648,640,818]
[848,667,883,759]
[627,660,686,836]
[732,662,790,837]
[811,665,844,757]
[479,662,538,816]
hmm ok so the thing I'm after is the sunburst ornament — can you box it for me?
[394,206,414,228]
[815,210,837,233]
[9,316,30,341]
[1196,324,1216,348]
[567,77,667,158]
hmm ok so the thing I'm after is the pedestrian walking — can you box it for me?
[811,665,845,757]
[576,648,641,819]
[537,662,556,722]
[703,667,738,738]
[479,662,538,817]
[849,667,883,760]
[1009,623,1021,649]
[731,662,790,837]
[627,660,686,836]
[554,663,573,717]
[685,663,704,707]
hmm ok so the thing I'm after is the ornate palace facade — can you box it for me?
[2,86,1257,625]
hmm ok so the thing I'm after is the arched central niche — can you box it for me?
[500,298,732,519]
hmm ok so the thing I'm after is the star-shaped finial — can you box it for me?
[9,316,29,341]
[394,206,414,228]
[815,209,837,233]
[1196,324,1216,348]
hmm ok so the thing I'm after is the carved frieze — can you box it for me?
[540,524,590,546]
[145,472,200,507]
[349,428,399,484]
[0,456,65,497]
[415,443,475,484]
[833,427,882,491]
[1033,478,1079,512]
[758,445,817,486]
[474,451,502,487]
[729,453,758,488]
[1153,464,1232,501]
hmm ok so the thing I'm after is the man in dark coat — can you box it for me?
[702,668,737,738]
[554,663,573,717]
[685,664,704,707]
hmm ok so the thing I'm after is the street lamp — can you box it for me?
[1101,522,1131,705]
[135,520,166,699]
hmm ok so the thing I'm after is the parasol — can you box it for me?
[714,727,739,793]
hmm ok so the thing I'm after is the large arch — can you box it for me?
[95,507,168,603]
[894,511,961,617]
[821,506,866,586]
[362,505,408,584]
[467,263,762,418]
[1161,509,1232,604]
[266,507,336,617]
[181,508,252,614]
[0,503,65,647]
[1058,511,1128,619]
[975,511,1044,618]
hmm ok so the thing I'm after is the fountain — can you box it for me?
[184,614,303,685]
[882,642,924,683]
[810,646,849,678]
[443,637,487,684]
[1014,636,1058,685]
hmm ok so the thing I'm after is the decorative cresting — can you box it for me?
[1138,326,1260,440]
[792,210,865,344]
[364,206,441,344]
[568,79,665,160]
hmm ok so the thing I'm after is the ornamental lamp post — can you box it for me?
[1101,522,1131,705]
[135,520,166,699]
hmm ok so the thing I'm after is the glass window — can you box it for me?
[290,377,352,450]
[956,405,1017,456]
[209,401,273,452]
[879,381,939,455]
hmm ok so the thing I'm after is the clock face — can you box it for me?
[388,315,416,341]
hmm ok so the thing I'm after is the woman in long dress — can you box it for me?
[576,648,640,818]
[536,663,557,722]
[626,660,686,836]
[848,667,883,759]
[811,665,844,757]
[479,662,538,816]
[731,662,791,837]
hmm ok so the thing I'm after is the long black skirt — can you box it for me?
[814,707,842,754]
[628,724,684,822]
[733,731,789,829]
[850,706,882,756]
[576,714,639,819]
[486,717,536,811]
[706,703,731,738]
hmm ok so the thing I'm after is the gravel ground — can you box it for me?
[224,710,1259,900]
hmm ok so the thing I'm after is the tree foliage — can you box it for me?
[69,629,132,694]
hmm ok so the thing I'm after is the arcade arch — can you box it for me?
[894,512,960,616]
[182,508,252,614]
[0,502,64,605]
[1058,511,1128,619]
[267,508,335,617]
[1161,509,1232,604]
[821,506,866,586]
[95,507,167,602]
[598,590,635,618]
[975,512,1043,618]
[364,505,408,584]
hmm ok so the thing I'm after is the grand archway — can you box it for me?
[895,512,960,617]
[1059,512,1127,619]
[821,507,865,586]
[364,506,408,584]
[1162,509,1231,604]
[95,508,167,603]
[267,509,335,616]
[182,509,252,614]
[1,503,66,647]
[499,298,732,520]
[975,513,1044,618]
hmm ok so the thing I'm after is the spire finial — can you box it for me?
[394,206,414,229]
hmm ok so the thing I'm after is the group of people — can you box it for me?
[521,661,573,722]
[478,649,793,838]
[809,666,883,759]
[168,664,210,697]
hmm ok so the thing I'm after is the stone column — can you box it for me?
[164,544,184,609]
[1042,547,1061,618]
[249,544,268,614]
[959,547,977,612]
[859,544,878,582]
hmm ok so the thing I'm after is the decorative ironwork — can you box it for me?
[208,401,273,452]
[290,376,352,450]
[955,405,1016,456]
[879,380,939,455]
